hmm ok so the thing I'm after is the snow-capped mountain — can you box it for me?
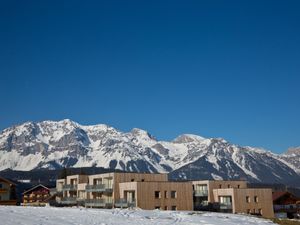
[0,119,299,187]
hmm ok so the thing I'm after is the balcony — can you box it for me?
[62,184,77,191]
[115,198,136,208]
[85,184,113,193]
[274,204,299,212]
[0,188,8,193]
[220,203,233,210]
[194,190,208,197]
[85,199,113,208]
[60,197,77,205]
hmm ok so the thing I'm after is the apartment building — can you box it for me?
[0,177,17,205]
[56,174,88,205]
[192,180,274,218]
[57,172,169,208]
[55,173,274,218]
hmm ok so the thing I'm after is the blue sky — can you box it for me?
[1,0,299,153]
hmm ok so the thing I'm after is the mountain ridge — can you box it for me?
[0,119,299,187]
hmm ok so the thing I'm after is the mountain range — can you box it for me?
[0,119,299,187]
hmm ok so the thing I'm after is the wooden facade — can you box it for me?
[22,184,51,206]
[213,188,274,218]
[55,173,274,218]
[273,191,300,219]
[119,181,193,210]
[192,180,247,202]
[0,177,17,205]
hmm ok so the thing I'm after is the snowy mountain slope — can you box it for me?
[279,147,300,174]
[0,119,299,187]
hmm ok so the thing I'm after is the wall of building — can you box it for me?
[192,180,247,202]
[113,173,168,201]
[66,175,88,185]
[119,181,193,211]
[213,188,274,218]
[0,180,11,201]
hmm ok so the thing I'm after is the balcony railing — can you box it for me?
[62,184,77,191]
[115,198,136,208]
[85,199,113,208]
[220,203,233,210]
[85,184,113,193]
[274,204,299,211]
[60,197,77,204]
[194,190,208,197]
[0,188,8,193]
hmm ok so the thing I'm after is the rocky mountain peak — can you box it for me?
[286,147,300,155]
[172,134,207,143]
[0,119,299,187]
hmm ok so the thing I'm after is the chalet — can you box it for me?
[22,184,51,206]
[0,177,17,205]
[273,191,300,219]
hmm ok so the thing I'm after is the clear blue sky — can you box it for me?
[1,0,299,153]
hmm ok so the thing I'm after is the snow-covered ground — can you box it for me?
[0,206,275,225]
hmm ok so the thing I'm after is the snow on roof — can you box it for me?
[23,184,50,194]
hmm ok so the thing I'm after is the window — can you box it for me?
[194,184,208,196]
[164,191,168,198]
[164,206,168,210]
[170,191,177,199]
[131,179,135,182]
[155,206,160,210]
[219,184,222,188]
[171,205,177,211]
[254,196,258,203]
[237,185,240,188]
[227,184,231,188]
[0,183,2,188]
[141,179,144,182]
[219,196,232,205]
[154,191,161,199]
[246,196,250,203]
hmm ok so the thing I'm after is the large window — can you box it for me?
[254,196,258,203]
[154,191,161,199]
[194,184,208,196]
[194,184,207,191]
[219,196,231,205]
[171,205,177,211]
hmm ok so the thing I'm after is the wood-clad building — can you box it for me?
[0,177,17,205]
[273,191,300,219]
[22,184,51,206]
[119,181,193,210]
[192,180,247,209]
[55,172,275,217]
[213,188,274,218]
